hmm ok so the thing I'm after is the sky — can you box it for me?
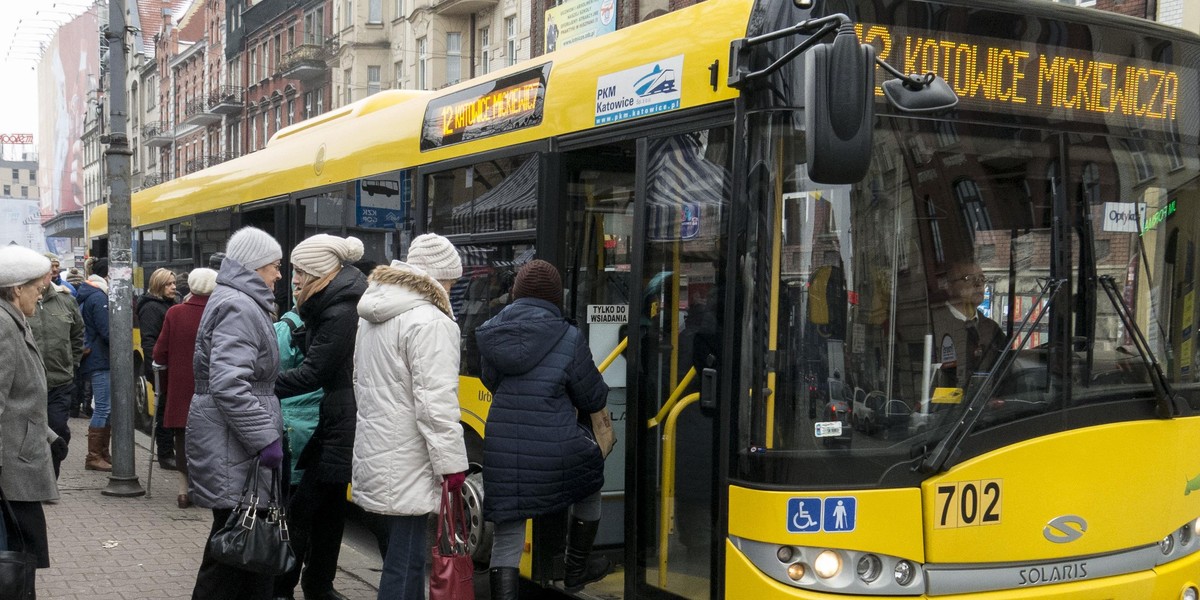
[0,1,98,150]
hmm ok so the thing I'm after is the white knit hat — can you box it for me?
[406,233,462,281]
[0,245,52,288]
[291,234,365,277]
[225,227,282,270]
[187,268,218,296]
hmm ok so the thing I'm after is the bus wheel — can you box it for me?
[463,468,493,565]
[134,376,151,433]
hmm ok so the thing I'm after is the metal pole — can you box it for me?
[103,0,145,497]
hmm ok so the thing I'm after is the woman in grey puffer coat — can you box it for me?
[187,227,286,600]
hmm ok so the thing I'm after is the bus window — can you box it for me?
[195,208,234,266]
[170,220,194,262]
[454,241,535,376]
[426,153,538,236]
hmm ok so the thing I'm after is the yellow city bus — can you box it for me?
[89,0,1200,597]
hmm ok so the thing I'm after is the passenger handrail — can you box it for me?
[659,392,700,588]
[648,367,697,428]
[597,337,628,374]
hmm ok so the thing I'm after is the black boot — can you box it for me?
[563,518,611,592]
[490,567,519,600]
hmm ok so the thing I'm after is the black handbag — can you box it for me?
[207,458,297,575]
[0,488,37,600]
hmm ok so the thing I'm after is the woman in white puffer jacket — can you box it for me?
[352,233,468,600]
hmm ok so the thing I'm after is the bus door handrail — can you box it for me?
[648,367,697,428]
[658,392,700,588]
[597,337,628,374]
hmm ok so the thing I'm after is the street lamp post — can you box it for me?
[101,0,144,498]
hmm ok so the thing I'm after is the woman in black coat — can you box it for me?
[273,234,367,600]
[476,260,611,600]
[139,268,177,469]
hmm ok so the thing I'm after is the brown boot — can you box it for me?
[85,427,112,471]
[98,426,112,463]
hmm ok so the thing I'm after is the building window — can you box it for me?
[1124,139,1154,182]
[274,105,282,131]
[251,115,258,150]
[20,186,28,197]
[343,0,352,29]
[273,34,281,69]
[11,169,17,180]
[395,0,404,19]
[479,26,490,75]
[446,32,462,85]
[261,42,270,79]
[263,110,270,144]
[344,69,353,104]
[506,17,517,66]
[287,25,296,50]
[304,7,324,44]
[367,65,381,95]
[394,61,404,89]
[3,185,9,196]
[954,179,992,232]
[287,99,296,125]
[317,90,323,114]
[418,36,428,90]
[304,91,314,118]
[369,0,382,23]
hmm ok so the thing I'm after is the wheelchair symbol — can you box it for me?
[787,498,822,532]
[793,506,818,530]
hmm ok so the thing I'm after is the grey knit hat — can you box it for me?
[291,234,365,277]
[405,233,462,281]
[224,227,282,270]
[0,245,52,287]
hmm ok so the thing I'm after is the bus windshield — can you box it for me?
[733,111,1200,489]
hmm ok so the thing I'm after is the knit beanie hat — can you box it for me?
[0,245,52,288]
[513,259,562,307]
[224,227,282,270]
[406,233,462,281]
[188,268,219,296]
[291,234,365,277]
[66,268,84,286]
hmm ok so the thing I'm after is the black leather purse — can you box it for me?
[0,488,37,600]
[207,458,297,575]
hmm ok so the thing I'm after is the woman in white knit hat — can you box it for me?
[273,233,368,600]
[351,232,468,600]
[153,268,218,510]
[188,227,287,599]
[0,245,62,593]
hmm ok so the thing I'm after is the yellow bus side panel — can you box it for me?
[923,417,1200,563]
[457,375,492,439]
[728,485,924,561]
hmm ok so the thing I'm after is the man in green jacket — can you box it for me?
[29,274,84,477]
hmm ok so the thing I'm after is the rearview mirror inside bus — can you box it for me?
[882,75,960,114]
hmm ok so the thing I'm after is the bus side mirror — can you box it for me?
[804,26,876,185]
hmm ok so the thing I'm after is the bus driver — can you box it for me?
[931,260,1005,392]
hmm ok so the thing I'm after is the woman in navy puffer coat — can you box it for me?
[476,259,611,599]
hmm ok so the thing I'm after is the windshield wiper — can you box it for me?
[1097,275,1185,419]
[918,278,1065,474]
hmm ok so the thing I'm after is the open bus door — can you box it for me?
[558,123,733,599]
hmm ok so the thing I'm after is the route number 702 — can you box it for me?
[934,480,1002,529]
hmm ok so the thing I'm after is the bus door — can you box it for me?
[561,124,733,599]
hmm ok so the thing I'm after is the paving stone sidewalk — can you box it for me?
[36,414,382,599]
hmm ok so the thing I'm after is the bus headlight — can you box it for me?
[1161,534,1176,555]
[1182,586,1197,600]
[813,550,841,579]
[856,554,882,583]
[786,561,807,581]
[894,560,916,586]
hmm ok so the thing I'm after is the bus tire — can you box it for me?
[134,376,151,433]
[462,429,493,566]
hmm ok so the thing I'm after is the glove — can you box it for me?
[444,471,467,494]
[259,438,284,469]
[50,438,69,463]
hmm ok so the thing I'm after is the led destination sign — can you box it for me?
[855,24,1190,129]
[422,64,552,151]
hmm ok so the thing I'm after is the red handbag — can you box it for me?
[430,481,474,600]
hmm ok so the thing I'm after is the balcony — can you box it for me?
[180,98,223,126]
[279,43,331,80]
[143,122,174,147]
[183,153,240,174]
[208,86,245,115]
[140,172,171,189]
[433,0,497,16]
